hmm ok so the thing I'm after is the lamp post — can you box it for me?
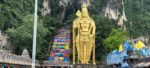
[32,0,38,68]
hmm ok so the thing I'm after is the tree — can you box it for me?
[89,0,109,15]
[0,0,34,31]
[6,15,48,57]
[92,15,116,60]
[103,28,128,53]
[124,0,150,38]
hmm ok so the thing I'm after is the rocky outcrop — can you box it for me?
[104,3,120,20]
[104,0,127,30]
[41,0,51,16]
[129,36,149,46]
[0,31,10,50]
[81,0,91,6]
[117,0,127,30]
[104,0,121,20]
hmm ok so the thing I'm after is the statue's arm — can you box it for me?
[89,19,96,36]
[92,19,96,35]
[91,19,96,64]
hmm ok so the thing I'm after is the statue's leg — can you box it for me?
[76,35,81,63]
[86,41,90,64]
[82,41,87,64]
[83,42,86,64]
[80,40,84,64]
[84,44,86,64]
[87,40,92,64]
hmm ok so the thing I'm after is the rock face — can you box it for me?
[130,36,149,46]
[59,0,70,6]
[104,0,127,30]
[0,31,10,50]
[81,0,91,6]
[104,0,121,20]
[104,3,120,20]
[41,0,51,16]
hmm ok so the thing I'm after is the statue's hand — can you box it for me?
[90,35,93,38]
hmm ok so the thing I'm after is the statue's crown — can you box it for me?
[82,4,87,8]
[81,3,88,13]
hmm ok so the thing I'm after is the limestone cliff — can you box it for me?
[104,0,127,28]
[0,31,11,51]
[41,0,51,16]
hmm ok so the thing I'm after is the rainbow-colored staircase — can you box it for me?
[49,27,70,64]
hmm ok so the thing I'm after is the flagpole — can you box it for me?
[32,0,38,68]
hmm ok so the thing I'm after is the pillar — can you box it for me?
[15,64,19,68]
[2,64,4,68]
[8,64,10,68]
[0,64,1,68]
[47,66,52,68]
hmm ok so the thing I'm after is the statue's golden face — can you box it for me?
[80,18,90,32]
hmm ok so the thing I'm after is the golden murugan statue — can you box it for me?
[72,4,96,64]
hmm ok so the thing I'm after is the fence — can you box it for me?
[0,50,40,68]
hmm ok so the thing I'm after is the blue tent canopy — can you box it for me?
[123,41,133,51]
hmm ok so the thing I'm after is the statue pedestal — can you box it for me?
[73,64,97,68]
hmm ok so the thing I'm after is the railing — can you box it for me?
[42,61,70,66]
[0,50,40,66]
[41,61,109,68]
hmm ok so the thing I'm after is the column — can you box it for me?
[2,64,4,68]
[42,66,45,68]
[0,64,1,68]
[47,66,51,68]
[8,64,10,68]
[15,64,19,68]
